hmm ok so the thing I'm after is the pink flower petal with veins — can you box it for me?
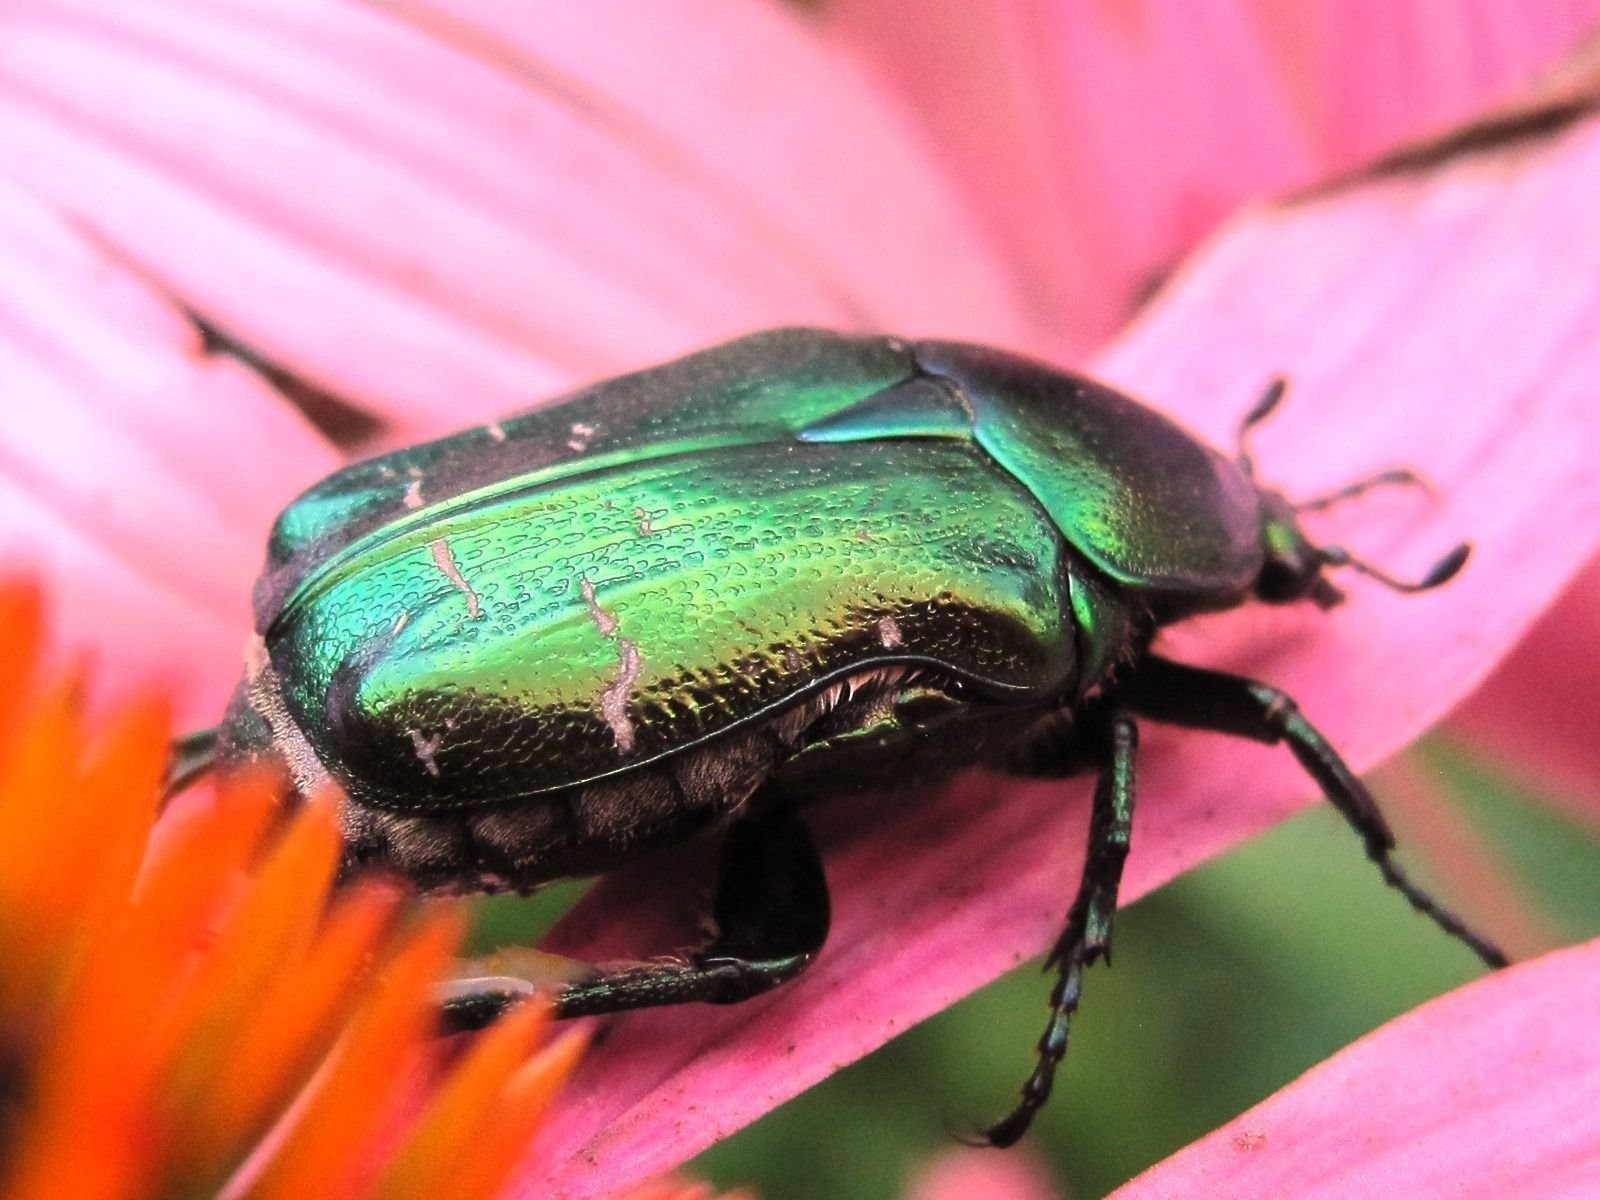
[0,0,1027,442]
[528,103,1600,1197]
[1111,937,1600,1199]
[0,1,1027,717]
[0,176,338,722]
[0,6,1594,1197]
[1447,558,1600,820]
[824,0,1600,358]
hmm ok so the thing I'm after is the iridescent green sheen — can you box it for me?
[916,342,1263,593]
[253,329,1267,810]
[273,438,1069,808]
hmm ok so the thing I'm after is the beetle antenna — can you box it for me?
[1235,377,1287,478]
[1296,468,1434,513]
[1319,541,1471,593]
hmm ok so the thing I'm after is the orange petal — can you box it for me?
[434,1030,590,1200]
[243,908,464,1200]
[189,885,405,1179]
[147,793,343,1099]
[371,1000,552,1200]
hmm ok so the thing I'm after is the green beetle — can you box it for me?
[182,328,1499,1145]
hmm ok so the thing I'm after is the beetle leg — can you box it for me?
[1118,656,1507,969]
[161,727,219,802]
[979,710,1138,1148]
[442,788,830,1030]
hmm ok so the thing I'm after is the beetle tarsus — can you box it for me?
[980,712,1138,1147]
[552,789,832,1017]
[1118,657,1508,971]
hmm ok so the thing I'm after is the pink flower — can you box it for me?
[1112,937,1600,1198]
[1447,557,1600,822]
[1,2,1597,1196]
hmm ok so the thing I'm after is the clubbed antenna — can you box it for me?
[1235,376,1287,479]
[1296,468,1434,513]
[1319,541,1471,593]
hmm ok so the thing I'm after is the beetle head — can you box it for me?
[1255,490,1347,607]
[1238,379,1470,610]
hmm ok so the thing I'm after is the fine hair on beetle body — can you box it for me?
[168,327,1503,1146]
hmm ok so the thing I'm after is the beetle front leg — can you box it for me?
[161,727,219,800]
[979,710,1138,1148]
[442,786,830,1030]
[1119,656,1507,968]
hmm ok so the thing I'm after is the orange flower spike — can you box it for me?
[48,780,277,1080]
[371,1000,555,1200]
[436,1028,591,1200]
[0,739,171,1198]
[0,579,45,760]
[150,790,343,1102]
[0,673,88,945]
[1,692,167,1024]
[45,696,170,972]
[3,782,280,1200]
[244,908,465,1200]
[192,884,405,1180]
[130,775,280,937]
[0,682,77,1021]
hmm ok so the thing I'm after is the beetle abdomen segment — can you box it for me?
[340,725,785,891]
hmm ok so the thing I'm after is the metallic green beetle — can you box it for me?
[186,328,1500,1145]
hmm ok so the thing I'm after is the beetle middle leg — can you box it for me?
[979,708,1139,1148]
[442,784,830,1030]
[1118,656,1507,968]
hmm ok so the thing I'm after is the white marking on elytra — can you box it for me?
[485,421,507,442]
[633,506,655,536]
[429,538,483,619]
[390,611,411,637]
[567,421,597,452]
[579,575,642,753]
[599,638,642,754]
[409,729,444,776]
[579,577,619,636]
[877,615,904,649]
[403,478,424,509]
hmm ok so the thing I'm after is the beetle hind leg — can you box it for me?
[976,710,1138,1148]
[1119,656,1507,969]
[442,786,830,1031]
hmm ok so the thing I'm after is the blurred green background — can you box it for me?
[469,737,1599,1199]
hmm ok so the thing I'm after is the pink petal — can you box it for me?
[0,176,338,722]
[1111,936,1600,1198]
[0,1,1028,441]
[822,0,1600,359]
[1374,756,1562,962]
[526,106,1600,1195]
[906,1147,1064,1200]
[1446,557,1600,819]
